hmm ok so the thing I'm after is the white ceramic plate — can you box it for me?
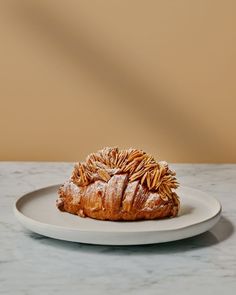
[14,185,221,245]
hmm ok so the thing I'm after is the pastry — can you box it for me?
[57,147,180,221]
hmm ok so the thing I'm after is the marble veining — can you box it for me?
[0,162,236,295]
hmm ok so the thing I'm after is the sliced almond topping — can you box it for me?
[79,169,85,185]
[72,147,178,194]
[146,172,151,189]
[122,160,136,172]
[141,171,148,185]
[129,169,146,182]
[152,168,159,187]
[116,151,126,167]
[127,151,144,162]
[160,194,169,202]
[97,169,111,182]
[134,159,145,173]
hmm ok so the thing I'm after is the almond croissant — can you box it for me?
[57,147,180,221]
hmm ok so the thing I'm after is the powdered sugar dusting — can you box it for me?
[62,180,81,195]
[148,192,160,202]
[143,192,161,209]
[159,161,168,167]
[106,168,120,175]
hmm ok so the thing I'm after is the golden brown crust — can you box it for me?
[57,147,180,221]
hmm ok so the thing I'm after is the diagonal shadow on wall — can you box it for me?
[6,0,231,161]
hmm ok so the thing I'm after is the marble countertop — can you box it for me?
[0,162,235,295]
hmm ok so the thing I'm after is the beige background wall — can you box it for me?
[0,0,236,163]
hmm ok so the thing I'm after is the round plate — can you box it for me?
[14,185,221,245]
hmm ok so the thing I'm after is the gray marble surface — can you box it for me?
[0,162,235,295]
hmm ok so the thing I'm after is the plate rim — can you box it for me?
[14,184,222,233]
